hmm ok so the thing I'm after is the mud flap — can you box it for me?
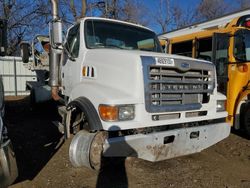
[0,139,18,187]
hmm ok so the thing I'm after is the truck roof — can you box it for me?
[78,17,154,33]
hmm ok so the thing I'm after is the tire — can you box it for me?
[0,76,4,112]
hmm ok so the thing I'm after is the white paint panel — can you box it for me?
[0,56,37,96]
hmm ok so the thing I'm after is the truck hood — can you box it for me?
[79,48,214,105]
[86,48,212,65]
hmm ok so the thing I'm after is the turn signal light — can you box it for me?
[99,105,118,121]
[238,64,248,73]
[82,66,87,77]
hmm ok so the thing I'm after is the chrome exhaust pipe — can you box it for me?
[51,0,59,20]
[50,0,62,101]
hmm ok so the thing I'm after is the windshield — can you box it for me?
[85,19,162,53]
[234,29,250,61]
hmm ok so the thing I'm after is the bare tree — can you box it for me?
[0,0,50,55]
[153,0,171,33]
[172,4,197,29]
[69,0,78,20]
[0,0,88,56]
[81,0,87,17]
[95,0,119,19]
[150,0,197,33]
[196,0,231,21]
[238,0,250,9]
[120,0,149,25]
[65,0,87,21]
[95,0,148,25]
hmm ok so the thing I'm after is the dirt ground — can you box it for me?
[4,96,250,188]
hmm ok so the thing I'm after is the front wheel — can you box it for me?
[69,130,107,170]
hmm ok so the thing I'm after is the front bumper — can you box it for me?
[103,122,230,161]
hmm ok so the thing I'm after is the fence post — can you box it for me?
[13,58,17,96]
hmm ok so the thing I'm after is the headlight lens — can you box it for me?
[118,106,135,121]
[99,104,135,121]
[216,100,226,112]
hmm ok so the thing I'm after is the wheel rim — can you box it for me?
[69,130,94,168]
[69,130,106,170]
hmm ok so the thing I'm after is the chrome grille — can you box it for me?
[142,56,215,113]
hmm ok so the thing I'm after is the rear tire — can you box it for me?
[0,76,4,113]
[242,103,250,136]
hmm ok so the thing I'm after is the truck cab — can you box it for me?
[62,17,230,167]
[21,16,231,170]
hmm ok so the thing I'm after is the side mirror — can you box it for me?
[63,42,75,62]
[20,42,31,63]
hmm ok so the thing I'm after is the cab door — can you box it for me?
[212,33,230,95]
[62,24,81,95]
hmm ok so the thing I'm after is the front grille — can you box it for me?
[142,57,215,113]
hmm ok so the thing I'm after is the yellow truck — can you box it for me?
[159,9,250,135]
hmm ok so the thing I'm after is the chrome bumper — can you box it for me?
[103,122,230,162]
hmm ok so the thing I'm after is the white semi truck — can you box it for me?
[20,0,230,170]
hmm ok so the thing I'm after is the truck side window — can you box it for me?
[197,37,212,61]
[172,40,192,57]
[65,24,80,58]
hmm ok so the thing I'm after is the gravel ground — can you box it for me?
[4,96,250,188]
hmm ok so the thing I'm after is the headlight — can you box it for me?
[99,104,135,122]
[216,100,226,112]
[119,106,135,121]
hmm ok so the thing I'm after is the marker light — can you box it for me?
[217,100,226,112]
[238,64,248,73]
[245,20,250,27]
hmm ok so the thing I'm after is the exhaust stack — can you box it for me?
[51,0,59,19]
[50,0,62,101]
